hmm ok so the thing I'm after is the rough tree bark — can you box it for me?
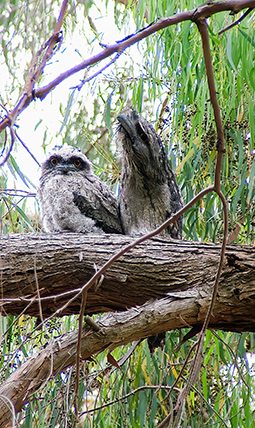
[1,233,255,318]
[0,233,255,426]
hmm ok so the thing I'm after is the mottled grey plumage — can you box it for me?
[116,110,183,353]
[38,145,123,234]
[116,109,183,238]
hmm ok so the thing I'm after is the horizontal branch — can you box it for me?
[1,253,255,426]
[0,0,254,132]
[23,0,255,102]
[1,232,255,425]
[1,233,255,325]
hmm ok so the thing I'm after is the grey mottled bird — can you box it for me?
[38,145,123,234]
[116,110,183,353]
[116,109,183,238]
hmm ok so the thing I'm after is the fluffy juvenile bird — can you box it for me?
[116,109,183,238]
[38,145,123,234]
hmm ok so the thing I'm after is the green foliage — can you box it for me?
[1,0,255,427]
[2,319,255,427]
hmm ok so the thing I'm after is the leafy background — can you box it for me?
[0,0,255,426]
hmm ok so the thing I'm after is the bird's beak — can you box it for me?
[55,164,75,173]
[117,111,139,141]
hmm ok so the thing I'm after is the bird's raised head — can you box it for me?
[116,110,166,180]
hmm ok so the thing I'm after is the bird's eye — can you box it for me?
[135,123,148,143]
[140,132,148,142]
[50,157,59,166]
[73,159,81,168]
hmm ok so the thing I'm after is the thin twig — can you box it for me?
[158,371,229,428]
[74,52,123,91]
[211,330,248,388]
[15,132,41,167]
[80,385,179,416]
[0,127,15,167]
[73,290,87,424]
[0,297,42,376]
[33,0,255,103]
[170,18,228,428]
[1,189,36,196]
[219,7,253,35]
[34,258,44,325]
[156,343,197,428]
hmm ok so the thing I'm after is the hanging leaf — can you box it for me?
[58,89,76,135]
[104,93,113,138]
[226,32,239,75]
[107,353,122,370]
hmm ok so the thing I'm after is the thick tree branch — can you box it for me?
[1,234,255,425]
[0,233,254,319]
[0,0,254,133]
[0,262,255,426]
[22,1,255,104]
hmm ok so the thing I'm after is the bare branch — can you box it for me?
[15,132,41,167]
[0,0,69,131]
[1,271,255,427]
[219,7,253,35]
[1,0,254,133]
[74,290,87,421]
[0,127,15,167]
[32,0,255,102]
[73,52,122,91]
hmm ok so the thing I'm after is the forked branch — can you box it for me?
[0,0,254,133]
